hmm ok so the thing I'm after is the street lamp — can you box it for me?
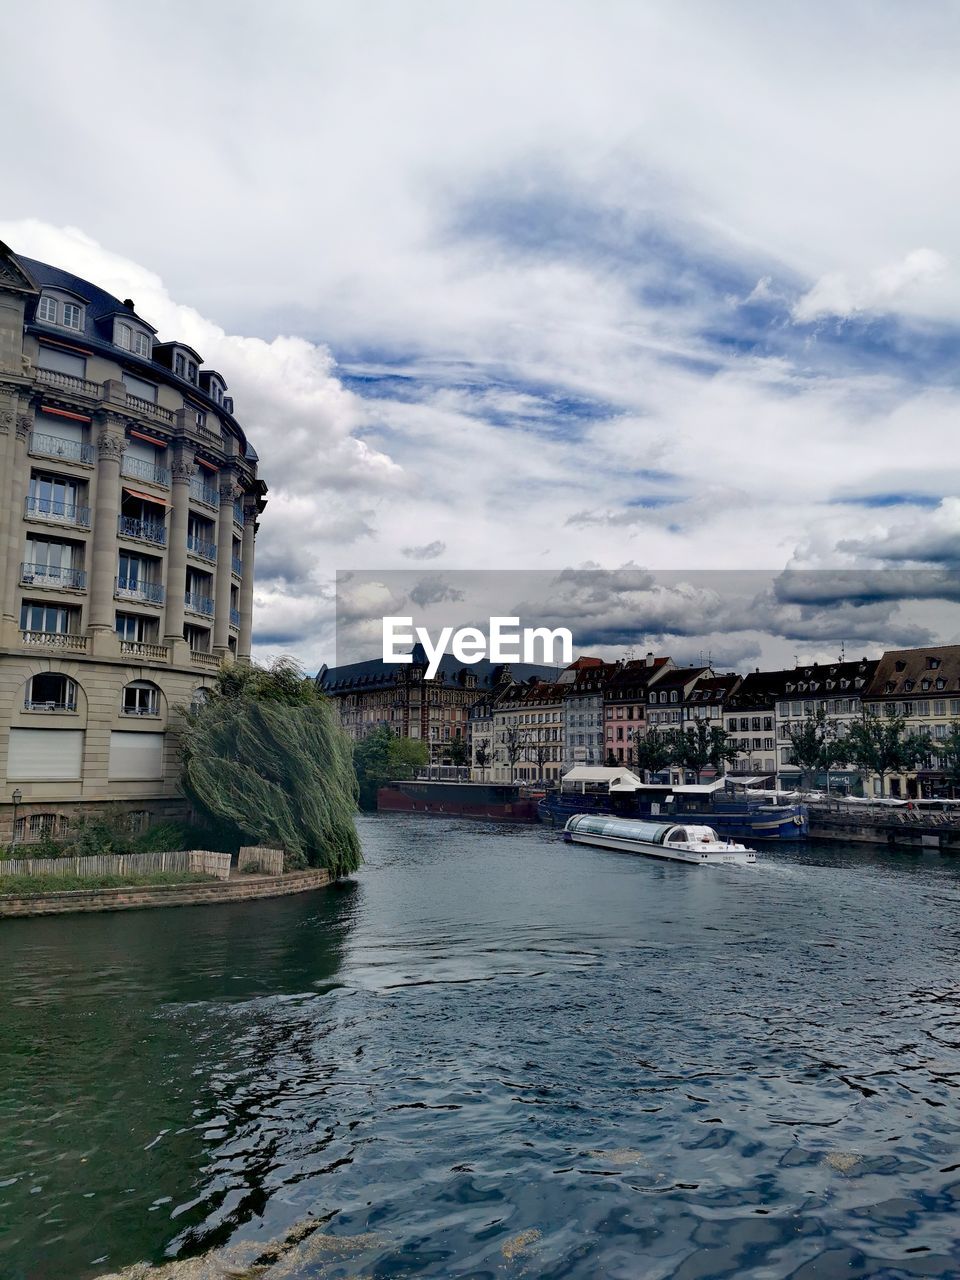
[10,788,22,850]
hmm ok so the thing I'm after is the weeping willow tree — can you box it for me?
[178,658,361,875]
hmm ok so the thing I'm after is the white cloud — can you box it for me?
[792,248,948,322]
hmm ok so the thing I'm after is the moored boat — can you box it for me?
[563,813,757,865]
[377,779,540,823]
[539,767,807,840]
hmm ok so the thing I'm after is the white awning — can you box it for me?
[670,779,727,794]
[561,766,646,791]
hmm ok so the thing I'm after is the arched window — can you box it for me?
[190,687,210,713]
[121,681,160,717]
[25,672,77,712]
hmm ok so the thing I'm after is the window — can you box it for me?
[62,303,82,330]
[20,601,77,635]
[122,681,160,716]
[28,471,82,519]
[37,295,58,323]
[123,373,158,403]
[29,813,66,841]
[25,672,77,712]
[38,345,86,378]
[187,361,198,383]
[175,353,186,377]
[133,331,151,358]
[116,323,132,350]
[115,612,158,643]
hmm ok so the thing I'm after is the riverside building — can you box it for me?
[0,244,266,843]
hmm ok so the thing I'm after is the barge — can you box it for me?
[377,779,540,823]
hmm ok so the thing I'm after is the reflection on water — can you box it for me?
[2,818,960,1279]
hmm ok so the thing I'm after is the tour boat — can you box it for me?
[562,813,758,865]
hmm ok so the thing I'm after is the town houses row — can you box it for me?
[317,644,960,797]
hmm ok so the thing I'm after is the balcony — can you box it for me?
[229,607,241,628]
[125,395,175,424]
[185,590,215,616]
[21,630,87,652]
[25,697,77,712]
[35,367,102,398]
[121,455,170,486]
[118,515,167,546]
[231,554,243,576]
[233,502,245,528]
[187,534,217,561]
[24,495,92,528]
[190,478,220,509]
[115,577,165,605]
[20,562,86,591]
[28,431,95,466]
[119,639,169,662]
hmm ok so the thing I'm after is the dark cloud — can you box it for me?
[401,540,446,560]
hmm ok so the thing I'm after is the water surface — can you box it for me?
[2,817,959,1278]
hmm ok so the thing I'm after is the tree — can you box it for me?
[936,722,960,797]
[673,720,738,783]
[178,658,361,875]
[446,736,470,767]
[501,724,531,781]
[785,708,838,792]
[842,712,928,798]
[474,737,493,780]
[526,735,552,781]
[353,724,429,809]
[631,728,676,780]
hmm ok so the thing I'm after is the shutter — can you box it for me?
[37,346,87,378]
[37,413,83,444]
[122,373,158,403]
[108,731,164,780]
[124,438,158,464]
[8,729,84,780]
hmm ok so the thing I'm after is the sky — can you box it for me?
[3,1,960,672]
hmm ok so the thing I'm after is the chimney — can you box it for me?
[645,652,655,667]
[123,298,135,311]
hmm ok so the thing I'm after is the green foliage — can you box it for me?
[785,708,841,790]
[474,737,493,777]
[673,721,738,782]
[841,712,929,797]
[179,658,362,875]
[631,728,676,778]
[353,724,429,809]
[0,871,215,896]
[937,722,960,794]
[446,737,470,767]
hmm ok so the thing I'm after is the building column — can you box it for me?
[88,422,125,649]
[238,498,257,662]
[164,452,194,661]
[1,412,31,635]
[212,475,238,659]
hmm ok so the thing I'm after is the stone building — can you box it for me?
[601,655,674,765]
[862,647,960,797]
[0,244,266,843]
[490,678,566,784]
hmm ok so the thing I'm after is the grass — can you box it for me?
[0,871,219,896]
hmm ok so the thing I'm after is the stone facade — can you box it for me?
[0,243,266,842]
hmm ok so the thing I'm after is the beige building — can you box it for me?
[0,244,266,844]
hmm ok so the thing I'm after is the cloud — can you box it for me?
[792,249,948,323]
[401,540,446,560]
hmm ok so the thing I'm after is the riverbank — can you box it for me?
[0,867,332,917]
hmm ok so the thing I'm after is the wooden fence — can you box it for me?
[238,846,285,876]
[1,850,232,881]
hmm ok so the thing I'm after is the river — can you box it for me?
[1,816,959,1278]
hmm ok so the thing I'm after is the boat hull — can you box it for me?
[564,829,755,865]
[378,782,540,823]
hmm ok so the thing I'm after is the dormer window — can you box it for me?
[895,660,906,672]
[921,679,931,691]
[134,331,151,357]
[116,322,151,357]
[928,657,941,669]
[936,677,946,690]
[174,353,186,377]
[37,294,84,331]
[187,361,198,384]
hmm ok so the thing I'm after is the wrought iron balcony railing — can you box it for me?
[118,515,167,546]
[121,455,170,486]
[24,496,92,527]
[187,534,217,561]
[229,607,241,628]
[190,479,220,508]
[115,577,165,604]
[28,431,95,465]
[184,590,215,616]
[20,562,86,590]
